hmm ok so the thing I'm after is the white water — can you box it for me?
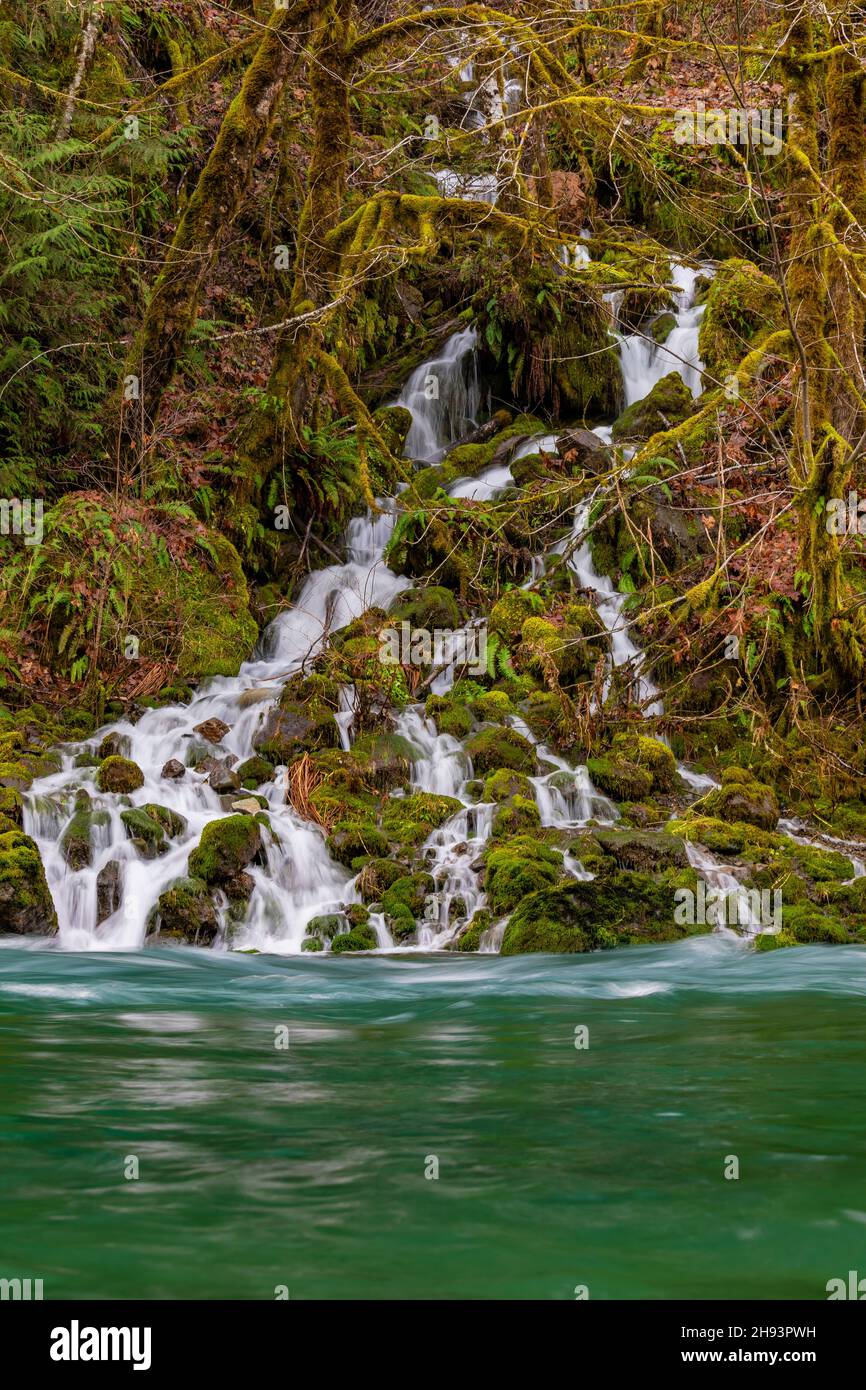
[393,326,480,462]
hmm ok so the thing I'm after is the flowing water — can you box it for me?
[3,940,866,1298]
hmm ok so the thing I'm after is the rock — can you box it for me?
[381,872,434,941]
[484,836,563,915]
[555,427,611,474]
[698,257,784,377]
[330,923,377,953]
[60,808,109,870]
[465,726,536,775]
[96,860,123,924]
[161,759,186,780]
[237,688,276,710]
[501,868,708,954]
[0,828,58,935]
[187,814,263,885]
[209,764,241,794]
[491,795,541,838]
[650,311,677,344]
[611,371,694,443]
[253,706,338,761]
[224,871,255,902]
[193,717,230,745]
[591,829,688,872]
[149,877,218,945]
[231,796,266,815]
[120,808,167,859]
[235,755,274,788]
[357,857,408,902]
[306,913,345,941]
[96,756,145,794]
[691,767,780,832]
[142,803,187,838]
[327,824,391,868]
[97,732,129,760]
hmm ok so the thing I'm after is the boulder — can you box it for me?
[96,860,123,924]
[193,717,230,745]
[161,758,186,780]
[187,814,263,885]
[0,828,58,934]
[96,756,144,794]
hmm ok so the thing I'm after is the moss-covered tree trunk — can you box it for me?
[121,3,309,483]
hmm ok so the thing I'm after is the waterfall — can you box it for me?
[615,262,708,407]
[393,326,480,462]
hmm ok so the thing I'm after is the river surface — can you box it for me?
[2,937,865,1299]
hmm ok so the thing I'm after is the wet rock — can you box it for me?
[555,427,611,473]
[161,759,186,780]
[120,808,167,859]
[60,808,109,870]
[235,755,274,788]
[253,706,338,761]
[690,767,780,832]
[148,877,218,945]
[209,764,241,794]
[188,814,263,885]
[231,796,266,815]
[96,860,123,924]
[96,756,144,794]
[142,803,187,839]
[0,828,58,935]
[224,870,255,902]
[193,717,230,745]
[611,371,693,443]
[97,731,130,760]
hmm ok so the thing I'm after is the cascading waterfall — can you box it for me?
[22,44,748,956]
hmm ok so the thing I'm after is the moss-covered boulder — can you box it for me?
[690,767,779,832]
[96,860,122,924]
[305,913,345,942]
[382,872,434,940]
[330,923,378,953]
[483,768,534,802]
[501,867,705,953]
[0,828,58,934]
[149,877,218,946]
[187,814,263,885]
[60,808,109,870]
[120,808,168,859]
[591,828,688,872]
[611,372,694,443]
[96,755,144,793]
[484,836,563,915]
[586,752,653,801]
[389,584,462,631]
[326,823,390,869]
[490,589,545,642]
[235,755,275,789]
[466,726,536,775]
[357,856,407,902]
[425,693,473,739]
[380,792,461,846]
[697,258,784,378]
[491,795,541,839]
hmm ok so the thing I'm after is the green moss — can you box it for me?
[465,726,536,775]
[96,756,144,793]
[330,923,377,953]
[484,836,563,915]
[611,371,694,443]
[187,815,262,885]
[491,795,541,839]
[455,909,491,952]
[120,808,168,858]
[142,803,186,838]
[586,753,653,801]
[61,808,109,869]
[236,755,275,789]
[306,913,345,940]
[501,867,705,954]
[490,589,544,642]
[380,792,461,846]
[690,767,780,831]
[483,768,533,802]
[149,877,218,946]
[389,584,462,631]
[327,822,390,868]
[301,936,324,951]
[425,695,472,739]
[610,732,677,791]
[0,828,58,935]
[357,857,407,902]
[697,257,784,379]
[781,904,850,944]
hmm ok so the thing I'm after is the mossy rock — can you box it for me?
[0,787,23,825]
[357,857,407,902]
[351,731,414,791]
[471,690,512,723]
[591,829,687,872]
[330,923,378,954]
[465,726,536,775]
[492,795,541,839]
[586,754,653,802]
[149,877,217,946]
[0,828,58,935]
[389,585,461,631]
[610,732,677,792]
[425,694,473,739]
[61,808,110,870]
[301,936,324,952]
[780,904,850,945]
[501,867,705,954]
[650,312,677,344]
[97,756,144,794]
[483,767,533,802]
[373,405,413,455]
[490,589,544,642]
[382,872,434,940]
[691,767,779,832]
[380,792,461,846]
[611,371,694,443]
[484,836,562,915]
[455,909,492,952]
[236,755,275,789]
[253,704,338,761]
[697,257,784,379]
[120,808,168,859]
[327,823,391,868]
[187,815,263,885]
[306,913,345,941]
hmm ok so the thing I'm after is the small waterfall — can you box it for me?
[684,842,766,938]
[615,262,708,407]
[394,327,480,462]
